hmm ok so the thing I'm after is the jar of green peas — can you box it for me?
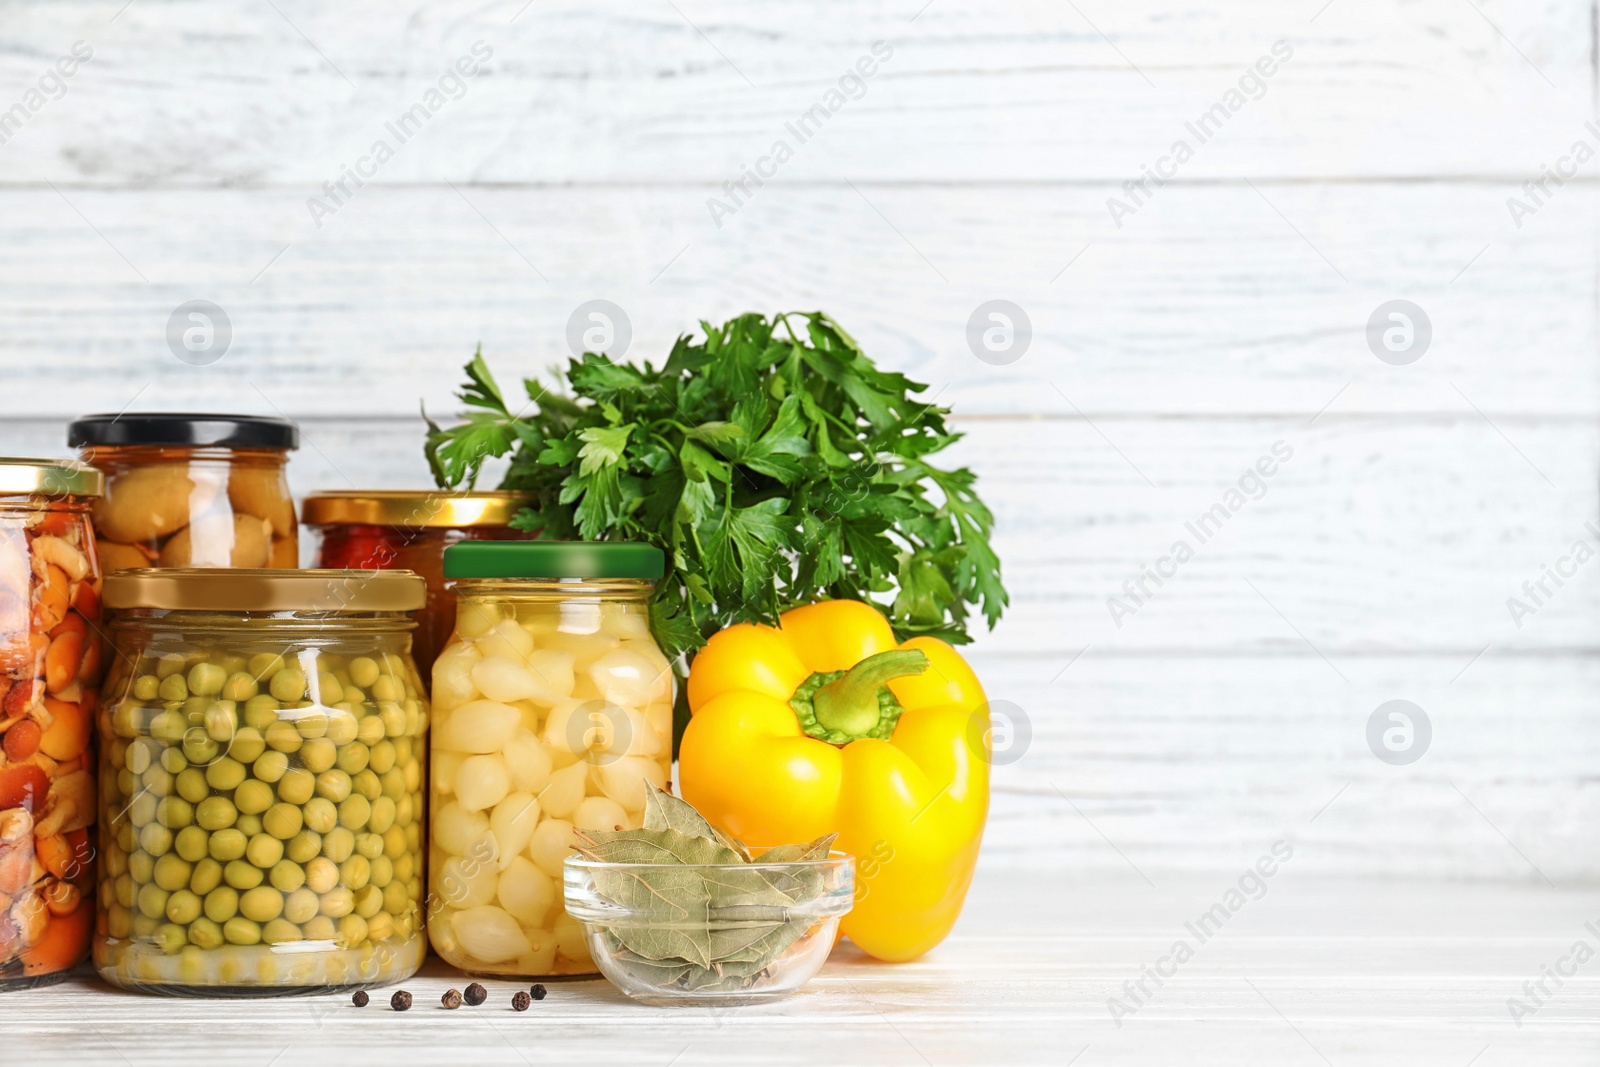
[94,569,429,995]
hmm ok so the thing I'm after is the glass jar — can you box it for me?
[428,541,670,978]
[95,568,429,995]
[302,491,534,682]
[68,413,299,572]
[0,459,103,991]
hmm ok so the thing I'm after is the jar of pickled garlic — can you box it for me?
[301,491,535,681]
[68,413,299,572]
[429,541,671,977]
[96,569,429,995]
[0,459,103,991]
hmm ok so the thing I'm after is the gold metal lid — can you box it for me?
[103,568,427,612]
[0,458,104,497]
[301,491,531,529]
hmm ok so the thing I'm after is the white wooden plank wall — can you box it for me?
[0,0,1596,883]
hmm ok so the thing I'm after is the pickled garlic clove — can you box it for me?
[552,914,590,963]
[433,751,463,795]
[526,818,576,877]
[431,642,482,712]
[437,853,498,908]
[488,793,541,867]
[495,856,555,928]
[587,647,672,708]
[470,651,574,706]
[454,601,500,640]
[432,801,489,856]
[435,699,520,753]
[593,755,668,812]
[475,619,533,661]
[451,905,532,963]
[600,603,651,640]
[572,796,628,833]
[536,763,587,819]
[455,754,511,812]
[511,933,557,976]
[538,630,619,668]
[502,729,553,794]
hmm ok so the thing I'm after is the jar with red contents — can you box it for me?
[301,492,533,681]
[0,459,102,990]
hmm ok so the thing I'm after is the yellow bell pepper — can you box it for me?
[679,599,989,962]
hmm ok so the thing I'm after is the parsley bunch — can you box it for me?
[424,311,1006,668]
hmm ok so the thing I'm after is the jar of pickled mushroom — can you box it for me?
[0,459,103,991]
[302,491,535,681]
[68,413,299,572]
[429,541,671,977]
[96,568,429,995]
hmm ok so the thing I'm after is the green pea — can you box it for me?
[341,686,367,707]
[353,884,383,919]
[354,770,381,801]
[195,796,237,831]
[153,853,192,891]
[371,675,400,703]
[222,671,259,703]
[249,652,286,681]
[181,695,209,722]
[270,667,306,703]
[324,712,359,746]
[337,913,367,947]
[156,922,187,955]
[205,758,246,792]
[223,916,261,946]
[404,823,420,854]
[189,857,223,896]
[270,859,306,892]
[175,767,209,805]
[294,712,328,741]
[395,795,415,829]
[354,833,383,861]
[132,674,161,701]
[116,823,136,855]
[155,653,187,680]
[315,769,351,803]
[116,769,137,800]
[337,744,369,776]
[187,661,226,697]
[318,887,354,919]
[345,657,377,688]
[208,828,246,862]
[159,745,188,775]
[125,738,155,775]
[239,885,284,923]
[367,797,396,835]
[204,885,238,922]
[131,912,160,939]
[128,851,154,884]
[174,825,209,863]
[165,888,201,925]
[368,740,396,775]
[381,826,406,860]
[259,918,299,945]
[315,671,344,706]
[368,854,393,889]
[203,700,238,743]
[263,720,302,755]
[286,829,321,865]
[187,916,224,949]
[141,765,174,799]
[277,768,314,806]
[137,883,170,920]
[264,802,303,840]
[379,703,406,739]
[155,795,192,830]
[244,694,281,731]
[300,738,336,774]
[235,813,263,838]
[382,882,409,917]
[283,886,319,924]
[139,823,173,857]
[181,732,219,766]
[246,833,284,869]
[252,750,289,784]
[304,857,340,894]
[379,769,405,802]
[128,792,158,827]
[337,794,371,832]
[149,710,186,742]
[321,828,355,864]
[223,859,264,890]
[228,726,266,764]
[158,674,189,702]
[302,797,338,835]
[355,715,385,747]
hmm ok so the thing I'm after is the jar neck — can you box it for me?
[110,609,417,636]
[449,578,653,602]
[80,445,289,468]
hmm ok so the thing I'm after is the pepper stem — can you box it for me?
[810,650,929,740]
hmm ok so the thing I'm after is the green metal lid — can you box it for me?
[443,541,664,580]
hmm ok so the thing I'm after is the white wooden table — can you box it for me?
[9,865,1597,1066]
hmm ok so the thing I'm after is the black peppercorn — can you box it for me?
[390,990,413,1011]
[464,982,487,1006]
[352,990,369,1007]
[530,983,547,1001]
[512,990,531,1012]
[442,989,463,1010]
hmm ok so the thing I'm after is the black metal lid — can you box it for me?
[68,413,299,450]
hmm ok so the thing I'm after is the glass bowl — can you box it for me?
[563,851,855,1006]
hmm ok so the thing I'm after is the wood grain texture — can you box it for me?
[0,0,1589,184]
[0,183,1591,416]
[7,872,1599,1065]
